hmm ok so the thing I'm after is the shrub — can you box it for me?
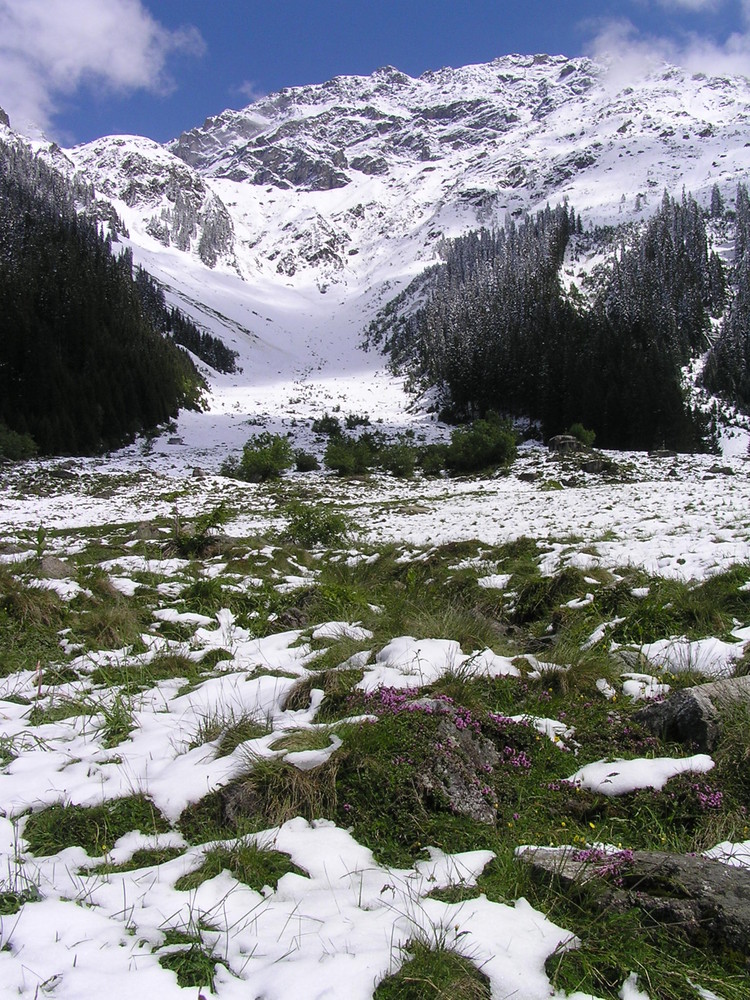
[238,432,294,482]
[0,423,37,460]
[381,442,417,478]
[568,422,596,448]
[295,449,320,472]
[284,499,350,548]
[345,412,370,429]
[170,504,230,557]
[418,443,448,476]
[445,414,517,473]
[324,434,377,475]
[311,413,342,437]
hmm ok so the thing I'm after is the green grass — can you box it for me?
[158,940,227,990]
[90,652,204,691]
[283,667,365,721]
[375,942,491,999]
[270,728,336,752]
[27,698,90,726]
[215,716,270,757]
[0,569,69,676]
[539,883,749,1000]
[24,795,169,856]
[5,506,749,998]
[175,841,306,892]
[88,846,184,874]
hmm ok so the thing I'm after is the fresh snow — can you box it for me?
[567,755,715,796]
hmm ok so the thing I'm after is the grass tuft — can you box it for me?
[175,841,306,892]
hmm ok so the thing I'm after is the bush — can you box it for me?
[324,434,377,475]
[445,413,517,473]
[284,500,350,548]
[417,443,448,476]
[238,433,294,482]
[0,423,37,460]
[295,450,320,472]
[568,422,596,448]
[381,442,417,478]
[311,413,342,437]
[345,412,370,429]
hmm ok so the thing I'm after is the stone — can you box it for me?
[633,675,750,751]
[133,521,161,541]
[38,556,72,579]
[548,434,584,454]
[520,846,750,956]
[412,711,501,825]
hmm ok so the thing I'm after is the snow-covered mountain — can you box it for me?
[68,55,750,289]
[6,53,750,461]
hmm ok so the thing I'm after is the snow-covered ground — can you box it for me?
[1,308,749,997]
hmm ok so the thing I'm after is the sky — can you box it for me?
[0,0,749,146]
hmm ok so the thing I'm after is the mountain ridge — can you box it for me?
[60,54,750,298]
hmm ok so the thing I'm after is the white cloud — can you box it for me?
[656,0,723,11]
[0,0,204,136]
[586,12,750,83]
[234,80,267,105]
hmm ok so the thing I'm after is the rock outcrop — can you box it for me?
[633,675,750,751]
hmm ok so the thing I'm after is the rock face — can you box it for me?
[62,54,750,290]
[521,846,750,955]
[633,675,750,751]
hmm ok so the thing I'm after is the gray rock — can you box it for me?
[133,521,161,541]
[548,434,584,454]
[520,846,750,955]
[413,713,501,824]
[633,675,750,751]
[38,556,72,579]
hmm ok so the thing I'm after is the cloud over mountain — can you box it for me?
[0,0,204,137]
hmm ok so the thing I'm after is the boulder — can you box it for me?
[412,712,501,824]
[548,434,584,454]
[37,555,72,579]
[633,675,750,751]
[520,846,750,955]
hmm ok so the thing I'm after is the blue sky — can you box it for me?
[1,0,749,144]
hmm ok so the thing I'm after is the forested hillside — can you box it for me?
[0,138,208,456]
[370,190,737,451]
[702,184,750,410]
